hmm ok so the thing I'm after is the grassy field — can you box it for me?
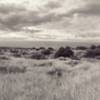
[0,57,100,100]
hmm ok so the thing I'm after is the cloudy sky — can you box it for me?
[0,0,100,41]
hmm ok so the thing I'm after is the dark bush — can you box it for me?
[54,46,74,58]
[13,53,21,57]
[36,48,41,51]
[0,51,4,55]
[90,45,97,50]
[0,56,10,60]
[10,49,19,53]
[97,45,100,49]
[31,53,46,59]
[96,56,100,59]
[54,47,65,58]
[0,67,8,73]
[22,51,28,55]
[48,47,54,51]
[39,47,45,50]
[32,47,36,50]
[76,46,87,50]
[41,48,52,56]
[84,48,100,58]
[63,47,74,57]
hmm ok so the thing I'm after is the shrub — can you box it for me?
[10,49,18,53]
[63,47,74,57]
[22,51,28,55]
[13,53,21,57]
[39,47,45,50]
[97,45,100,48]
[36,62,53,67]
[47,68,63,77]
[0,66,26,74]
[32,47,36,50]
[90,45,97,50]
[96,56,100,59]
[54,46,74,58]
[71,56,80,60]
[67,60,79,67]
[84,48,100,58]
[0,56,10,60]
[54,47,65,58]
[8,66,26,73]
[0,67,8,73]
[31,53,46,59]
[36,48,40,51]
[41,48,52,56]
[76,46,87,50]
[0,51,4,55]
[48,47,54,51]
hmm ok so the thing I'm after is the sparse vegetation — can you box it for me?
[0,55,10,60]
[47,68,64,77]
[84,48,100,58]
[76,46,88,50]
[0,66,26,74]
[0,45,100,60]
[41,48,53,56]
[0,45,99,100]
[31,52,46,59]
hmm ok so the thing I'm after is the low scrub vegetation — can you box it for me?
[0,55,10,60]
[76,46,88,50]
[36,62,53,67]
[47,68,64,77]
[0,66,26,74]
[0,45,100,60]
[0,52,99,100]
[31,53,46,59]
[84,48,100,58]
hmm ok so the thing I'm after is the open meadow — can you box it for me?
[0,45,100,100]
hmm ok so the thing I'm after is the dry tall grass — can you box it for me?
[0,57,100,100]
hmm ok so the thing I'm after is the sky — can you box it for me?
[0,0,100,41]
